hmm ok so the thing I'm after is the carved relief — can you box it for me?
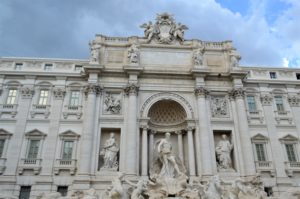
[89,41,101,63]
[140,12,188,44]
[20,86,34,99]
[53,88,66,100]
[288,95,300,107]
[193,46,205,66]
[210,96,229,118]
[127,44,140,64]
[260,94,273,106]
[229,51,241,68]
[104,93,122,114]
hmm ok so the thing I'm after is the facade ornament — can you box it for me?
[140,12,188,44]
[194,86,209,97]
[101,173,124,199]
[127,44,140,64]
[100,132,119,171]
[229,51,241,68]
[211,96,229,118]
[20,86,34,99]
[193,46,205,66]
[260,93,273,106]
[89,41,101,63]
[230,88,245,99]
[53,87,66,100]
[125,178,148,199]
[124,83,139,96]
[104,93,122,114]
[288,95,300,107]
[215,134,234,171]
[84,84,102,95]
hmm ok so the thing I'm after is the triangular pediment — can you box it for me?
[25,129,47,137]
[279,134,298,141]
[0,129,13,138]
[59,130,80,138]
[251,133,269,141]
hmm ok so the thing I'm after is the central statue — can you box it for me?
[149,132,187,196]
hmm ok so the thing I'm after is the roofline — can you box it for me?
[0,56,89,62]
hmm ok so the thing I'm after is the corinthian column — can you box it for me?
[141,125,148,176]
[176,130,184,163]
[230,88,255,175]
[195,87,213,176]
[78,84,101,175]
[124,83,139,174]
[187,126,196,176]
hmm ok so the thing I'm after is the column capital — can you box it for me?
[149,129,157,135]
[229,88,245,99]
[260,93,273,106]
[288,95,300,107]
[53,87,66,100]
[124,83,139,96]
[20,86,35,99]
[84,84,102,95]
[195,86,209,97]
[186,126,195,131]
[140,125,149,130]
[175,130,184,135]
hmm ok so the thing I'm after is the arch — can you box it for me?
[271,88,286,94]
[35,81,53,87]
[4,80,21,87]
[140,92,194,119]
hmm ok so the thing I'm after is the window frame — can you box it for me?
[0,129,12,159]
[279,135,299,163]
[58,130,80,161]
[69,90,80,106]
[23,129,47,160]
[6,88,18,105]
[269,72,277,79]
[44,63,53,71]
[274,96,285,112]
[251,134,270,162]
[38,89,49,105]
[246,95,257,113]
[14,63,23,70]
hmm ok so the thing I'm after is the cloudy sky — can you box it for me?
[0,0,300,67]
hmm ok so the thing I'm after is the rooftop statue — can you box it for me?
[140,13,188,44]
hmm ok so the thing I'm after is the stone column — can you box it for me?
[148,130,156,168]
[187,126,196,176]
[195,87,213,176]
[176,130,184,163]
[231,88,256,175]
[124,83,139,174]
[141,125,148,176]
[78,84,101,175]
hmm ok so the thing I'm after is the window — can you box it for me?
[75,65,82,71]
[19,186,31,199]
[6,89,17,104]
[274,96,284,111]
[270,72,277,79]
[57,186,68,196]
[38,90,49,105]
[15,63,23,70]
[27,140,40,159]
[44,64,53,71]
[285,144,297,162]
[0,139,5,158]
[69,91,80,106]
[296,73,300,80]
[255,143,266,161]
[247,96,257,112]
[62,141,73,160]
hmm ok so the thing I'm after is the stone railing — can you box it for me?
[30,104,51,119]
[0,104,18,118]
[247,110,264,124]
[53,159,77,175]
[285,161,300,177]
[274,110,293,124]
[18,158,42,175]
[255,161,275,176]
[62,105,83,119]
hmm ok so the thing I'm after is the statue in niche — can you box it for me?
[215,134,234,171]
[104,94,121,114]
[193,46,205,66]
[211,97,228,117]
[89,42,101,63]
[127,44,139,64]
[100,133,119,171]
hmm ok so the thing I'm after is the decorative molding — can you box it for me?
[229,88,245,99]
[124,83,139,96]
[210,96,229,118]
[104,93,122,114]
[194,86,209,97]
[53,87,66,100]
[288,95,300,107]
[84,84,102,95]
[20,86,34,99]
[260,94,273,106]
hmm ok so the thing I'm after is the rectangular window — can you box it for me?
[285,144,297,162]
[57,186,68,197]
[270,72,277,79]
[0,139,5,157]
[19,186,31,199]
[247,96,257,112]
[255,143,266,161]
[6,89,17,104]
[38,90,49,105]
[15,63,23,70]
[62,141,73,160]
[27,140,40,159]
[69,91,80,106]
[274,96,284,111]
[44,64,53,71]
[296,73,300,80]
[75,65,82,71]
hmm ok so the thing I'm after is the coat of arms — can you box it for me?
[140,13,188,44]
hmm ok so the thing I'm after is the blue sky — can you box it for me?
[0,0,299,67]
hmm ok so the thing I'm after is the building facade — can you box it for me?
[0,13,300,198]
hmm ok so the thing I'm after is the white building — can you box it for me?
[0,13,300,198]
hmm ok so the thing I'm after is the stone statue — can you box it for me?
[89,42,101,63]
[127,44,139,64]
[230,53,241,68]
[125,178,148,199]
[193,46,205,66]
[201,175,224,199]
[104,94,121,114]
[222,178,249,199]
[171,22,188,42]
[100,133,119,171]
[140,21,158,42]
[102,173,124,199]
[215,134,233,171]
